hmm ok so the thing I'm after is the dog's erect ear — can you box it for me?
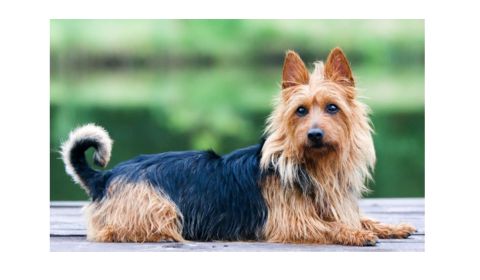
[325,47,354,87]
[282,50,310,89]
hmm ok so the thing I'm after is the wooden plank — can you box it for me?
[50,198,425,208]
[50,198,424,251]
[51,235,424,252]
[50,201,87,208]
[359,198,424,207]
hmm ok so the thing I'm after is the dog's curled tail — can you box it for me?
[61,124,113,199]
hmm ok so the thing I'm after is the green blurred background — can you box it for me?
[50,19,424,200]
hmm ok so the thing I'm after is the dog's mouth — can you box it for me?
[307,142,335,152]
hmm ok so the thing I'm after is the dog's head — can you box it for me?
[280,48,357,158]
[262,48,375,182]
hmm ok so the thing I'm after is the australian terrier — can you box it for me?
[61,47,416,245]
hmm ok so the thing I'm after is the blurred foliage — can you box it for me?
[50,19,424,200]
[51,20,424,68]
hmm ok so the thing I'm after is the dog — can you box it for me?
[61,48,416,245]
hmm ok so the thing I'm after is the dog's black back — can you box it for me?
[99,144,268,241]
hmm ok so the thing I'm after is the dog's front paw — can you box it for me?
[377,223,416,239]
[341,230,378,246]
[360,230,379,246]
[390,224,416,239]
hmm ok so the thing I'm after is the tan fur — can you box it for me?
[324,47,355,87]
[261,49,415,244]
[361,218,416,239]
[262,174,378,245]
[84,180,184,242]
[282,50,310,89]
[262,176,329,243]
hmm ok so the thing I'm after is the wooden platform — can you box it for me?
[50,198,424,252]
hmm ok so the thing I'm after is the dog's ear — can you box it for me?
[282,50,309,89]
[325,47,354,87]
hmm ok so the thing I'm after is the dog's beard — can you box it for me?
[304,141,338,159]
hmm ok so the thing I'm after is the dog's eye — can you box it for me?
[326,104,339,114]
[296,106,308,117]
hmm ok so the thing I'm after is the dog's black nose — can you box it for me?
[308,128,324,142]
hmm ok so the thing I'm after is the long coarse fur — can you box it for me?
[261,61,375,230]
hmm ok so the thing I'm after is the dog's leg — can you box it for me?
[361,218,416,239]
[325,222,378,246]
[263,181,377,245]
[264,214,378,246]
[85,180,184,242]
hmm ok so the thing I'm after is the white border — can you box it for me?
[1,1,480,279]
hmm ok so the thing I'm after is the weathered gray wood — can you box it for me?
[51,201,88,208]
[50,235,424,252]
[50,198,424,252]
[50,198,425,208]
